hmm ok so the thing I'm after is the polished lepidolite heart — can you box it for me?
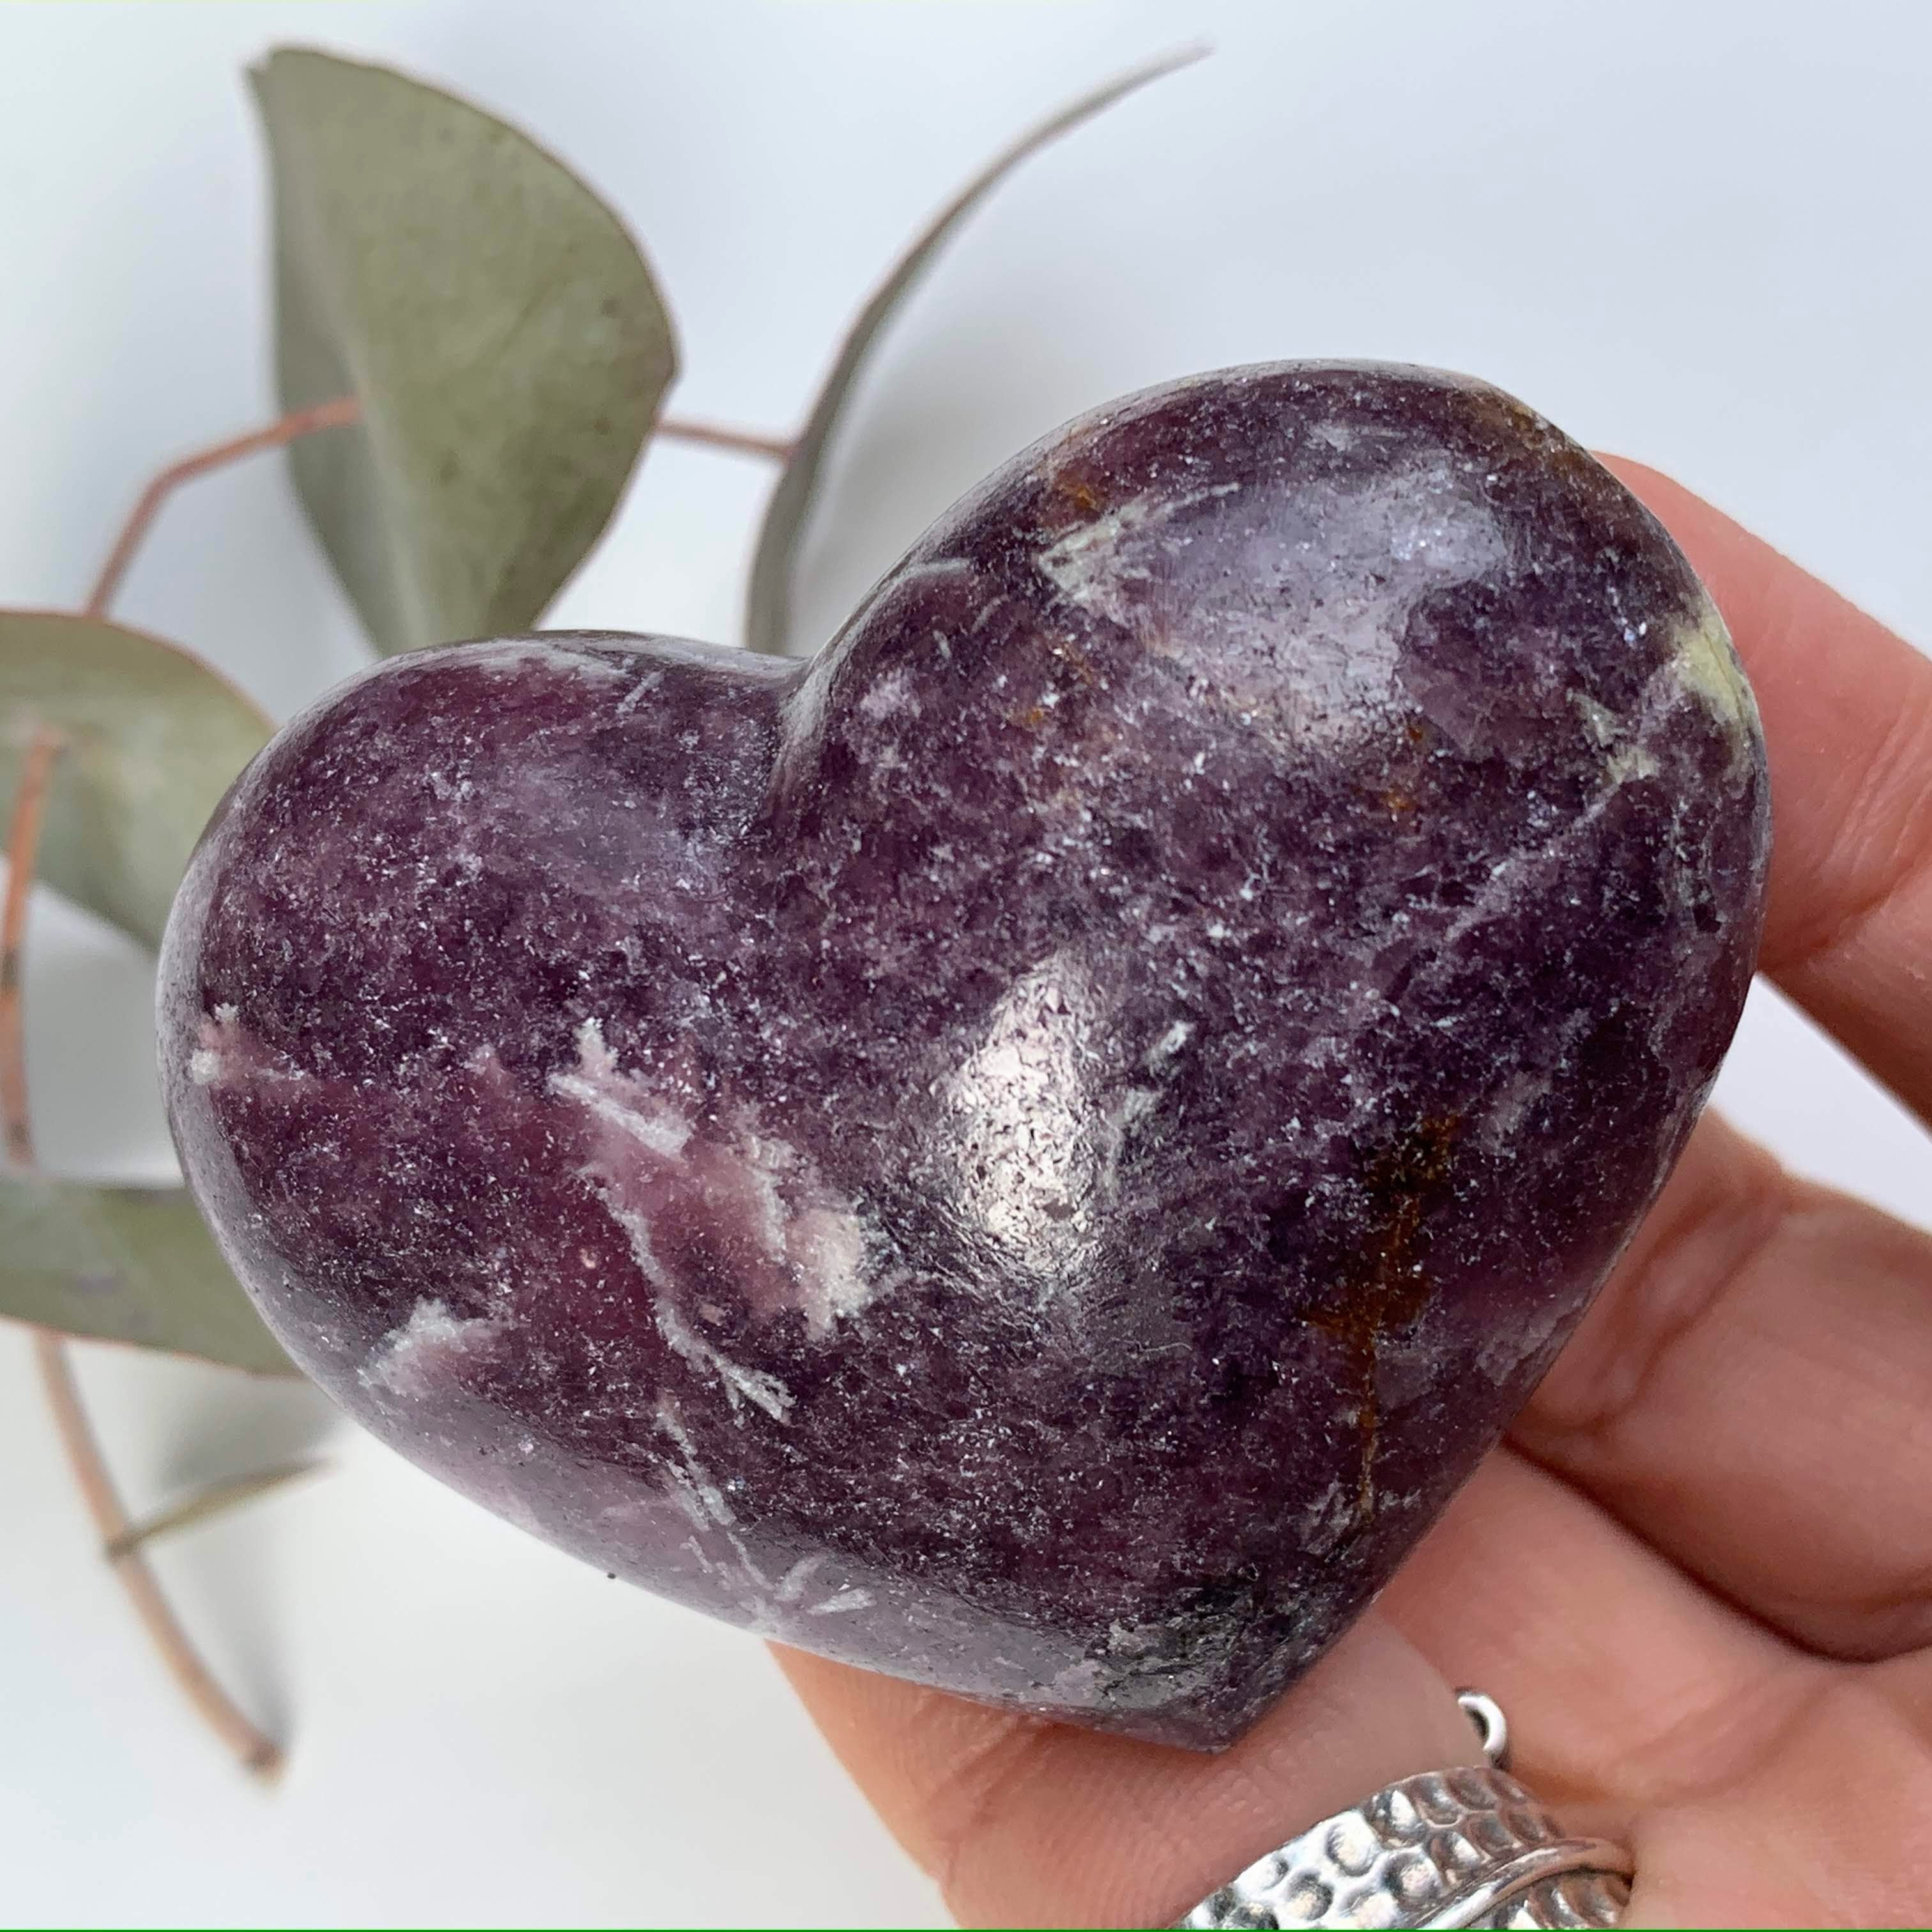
[160,363,1769,1748]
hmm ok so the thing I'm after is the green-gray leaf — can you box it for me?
[0,1181,298,1375]
[1,611,291,1373]
[742,45,1206,659]
[0,612,272,951]
[254,47,678,656]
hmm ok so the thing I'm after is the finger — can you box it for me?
[1602,459,1932,1125]
[1393,1455,1932,1928]
[1626,1655,1932,1928]
[774,1614,1477,1929]
[1378,1447,1819,1828]
[1509,1109,1932,1658]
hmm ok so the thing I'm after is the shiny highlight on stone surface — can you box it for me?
[160,363,1770,1747]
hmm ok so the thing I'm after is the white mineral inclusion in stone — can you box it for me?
[187,1002,307,1089]
[1036,481,1243,617]
[775,1188,873,1339]
[656,1295,795,1425]
[362,1298,502,1399]
[648,1400,880,1632]
[548,1017,692,1160]
[457,637,634,685]
[187,1002,245,1085]
[774,1554,876,1616]
[548,1018,875,1376]
[1669,595,1758,738]
[1605,741,1662,785]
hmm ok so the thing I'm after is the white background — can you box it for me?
[2,3,1929,1926]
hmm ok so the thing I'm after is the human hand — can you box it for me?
[774,466,1932,1929]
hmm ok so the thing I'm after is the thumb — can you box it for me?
[775,1611,1480,1928]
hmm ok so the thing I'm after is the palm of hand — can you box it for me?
[779,464,1932,1929]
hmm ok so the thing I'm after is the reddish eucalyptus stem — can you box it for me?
[86,394,364,618]
[0,726,62,1169]
[81,395,790,622]
[31,1337,285,1779]
[4,727,282,1780]
[656,415,796,463]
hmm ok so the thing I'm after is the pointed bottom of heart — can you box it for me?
[343,1319,1499,1750]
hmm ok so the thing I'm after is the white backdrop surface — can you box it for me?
[1,3,1928,1926]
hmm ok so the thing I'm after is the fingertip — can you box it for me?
[1594,450,1932,1125]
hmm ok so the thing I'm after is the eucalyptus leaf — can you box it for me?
[254,47,678,656]
[743,45,1206,658]
[0,612,272,950]
[105,1459,325,1557]
[0,1181,297,1376]
[1,611,290,1372]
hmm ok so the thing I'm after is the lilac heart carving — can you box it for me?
[160,362,1768,1747]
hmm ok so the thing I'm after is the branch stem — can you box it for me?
[4,725,282,1780]
[31,1335,284,1778]
[82,397,790,622]
[0,726,63,1170]
[655,415,796,463]
[86,394,364,618]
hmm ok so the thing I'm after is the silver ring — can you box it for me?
[1454,1689,1510,1774]
[1176,1690,1631,1929]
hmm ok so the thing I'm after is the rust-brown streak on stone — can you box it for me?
[1370,714,1436,824]
[1307,1115,1461,1518]
[1042,450,1112,532]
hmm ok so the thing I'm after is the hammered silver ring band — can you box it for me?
[1176,1692,1633,1929]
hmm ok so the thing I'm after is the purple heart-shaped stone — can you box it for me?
[160,363,1768,1748]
